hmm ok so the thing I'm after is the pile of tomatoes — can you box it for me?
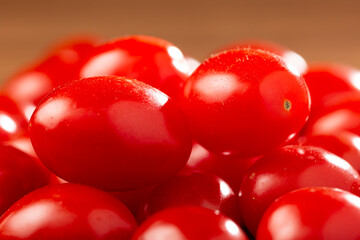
[0,34,360,239]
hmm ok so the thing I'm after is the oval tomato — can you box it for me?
[182,48,310,157]
[216,40,308,74]
[136,170,240,223]
[238,145,360,235]
[0,183,137,240]
[80,35,190,101]
[133,206,248,240]
[29,76,192,191]
[257,187,360,240]
[0,144,51,215]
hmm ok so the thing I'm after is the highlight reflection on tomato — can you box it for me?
[80,35,190,101]
[303,63,360,113]
[29,76,192,191]
[137,170,240,223]
[2,37,98,119]
[257,187,360,240]
[238,145,360,235]
[186,143,259,192]
[0,144,51,216]
[182,48,311,158]
[0,183,137,240]
[300,131,360,173]
[132,206,248,240]
[216,40,308,74]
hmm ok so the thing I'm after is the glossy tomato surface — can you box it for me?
[186,143,259,192]
[304,93,360,137]
[5,136,66,185]
[2,37,98,119]
[182,48,310,157]
[217,40,308,74]
[303,63,360,113]
[300,131,360,173]
[0,94,28,141]
[80,35,190,101]
[132,206,248,240]
[136,170,240,223]
[257,187,360,240]
[0,183,137,240]
[109,187,154,216]
[238,145,360,235]
[29,76,192,191]
[0,144,51,216]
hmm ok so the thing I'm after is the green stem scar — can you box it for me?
[284,99,292,111]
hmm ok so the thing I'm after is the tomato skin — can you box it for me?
[109,187,154,216]
[0,144,51,216]
[238,145,360,236]
[0,94,28,141]
[299,131,360,173]
[0,183,137,240]
[80,35,190,101]
[136,170,240,224]
[29,76,192,191]
[304,93,360,137]
[217,40,308,74]
[5,136,67,185]
[303,63,360,113]
[132,206,248,240]
[182,48,310,158]
[257,187,360,240]
[186,143,259,192]
[2,37,98,119]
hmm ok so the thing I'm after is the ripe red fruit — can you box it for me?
[136,170,240,223]
[0,144,51,215]
[80,35,190,101]
[0,94,28,141]
[182,48,311,157]
[29,76,192,191]
[0,183,137,240]
[186,143,259,192]
[217,40,308,74]
[303,63,360,113]
[2,37,98,119]
[132,206,248,240]
[299,131,360,173]
[238,145,360,235]
[304,92,360,137]
[257,187,360,240]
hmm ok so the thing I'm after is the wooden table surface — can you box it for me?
[1,0,360,83]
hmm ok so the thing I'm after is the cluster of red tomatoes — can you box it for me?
[0,34,360,239]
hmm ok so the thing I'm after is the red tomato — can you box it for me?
[181,48,310,157]
[109,187,154,216]
[0,94,28,141]
[0,144,51,215]
[29,76,192,191]
[2,37,98,119]
[186,142,259,192]
[238,145,360,236]
[132,206,248,240]
[299,131,360,173]
[80,35,190,101]
[304,92,360,137]
[216,40,308,74]
[303,63,360,113]
[5,136,67,185]
[0,183,137,239]
[257,187,360,240]
[136,170,240,224]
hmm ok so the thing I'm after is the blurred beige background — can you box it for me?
[1,0,360,82]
